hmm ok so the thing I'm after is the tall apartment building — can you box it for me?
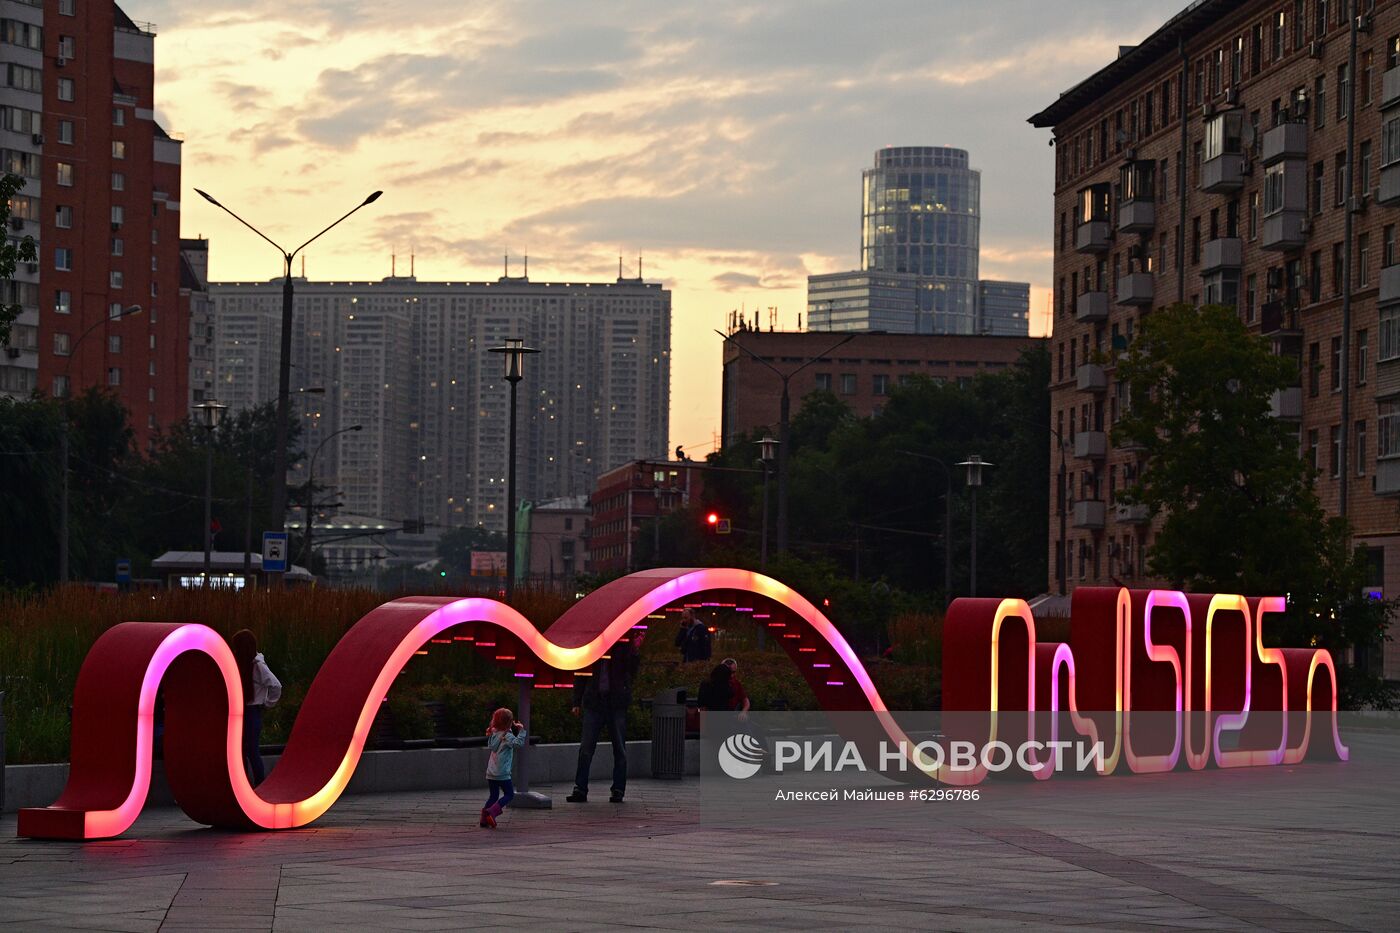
[210,273,671,533]
[978,280,1033,335]
[1031,0,1400,679]
[1,3,187,439]
[179,236,212,405]
[806,146,1030,336]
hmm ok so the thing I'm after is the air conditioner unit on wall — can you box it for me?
[55,56,66,67]
[30,133,42,145]
[1357,13,1374,34]
[1309,40,1324,59]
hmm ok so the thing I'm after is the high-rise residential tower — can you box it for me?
[0,3,189,439]
[807,146,1029,335]
[209,273,671,533]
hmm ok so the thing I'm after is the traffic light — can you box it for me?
[706,511,720,526]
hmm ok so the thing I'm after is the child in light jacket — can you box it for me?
[481,707,527,828]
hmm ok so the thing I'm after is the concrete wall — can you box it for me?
[3,739,702,813]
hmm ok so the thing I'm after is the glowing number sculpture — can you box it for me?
[18,574,1348,841]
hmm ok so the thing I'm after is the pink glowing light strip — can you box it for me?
[1206,594,1254,768]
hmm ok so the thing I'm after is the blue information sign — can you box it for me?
[262,532,289,573]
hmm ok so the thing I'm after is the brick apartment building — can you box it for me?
[1031,0,1400,677]
[720,329,1040,446]
[588,460,706,574]
[0,2,188,442]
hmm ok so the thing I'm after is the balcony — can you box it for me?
[1201,153,1245,193]
[1381,264,1400,305]
[1269,386,1302,420]
[1116,272,1154,306]
[1076,220,1111,253]
[1075,290,1109,323]
[1201,237,1243,273]
[1073,431,1107,460]
[1117,199,1155,234]
[1072,500,1106,530]
[1376,457,1400,496]
[1113,502,1150,525]
[1261,211,1307,251]
[1381,161,1400,206]
[1382,66,1400,110]
[1076,363,1107,393]
[1260,300,1301,336]
[1261,122,1308,164]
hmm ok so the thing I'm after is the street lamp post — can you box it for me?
[58,304,142,582]
[957,455,993,597]
[193,399,228,580]
[302,423,363,568]
[194,188,381,586]
[488,338,540,602]
[757,435,779,571]
[716,330,855,554]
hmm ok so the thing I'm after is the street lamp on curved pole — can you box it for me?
[58,303,142,582]
[716,329,855,555]
[301,423,362,568]
[193,187,382,586]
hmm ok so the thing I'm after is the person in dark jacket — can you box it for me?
[567,631,645,803]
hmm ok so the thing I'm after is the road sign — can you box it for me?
[262,532,289,573]
[716,519,732,535]
[115,559,132,584]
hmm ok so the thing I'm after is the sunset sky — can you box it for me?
[135,0,1182,457]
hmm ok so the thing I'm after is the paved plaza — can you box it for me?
[3,731,1398,932]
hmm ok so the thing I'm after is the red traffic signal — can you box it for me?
[706,512,719,525]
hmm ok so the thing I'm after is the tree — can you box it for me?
[437,526,508,576]
[1115,303,1394,707]
[0,173,39,347]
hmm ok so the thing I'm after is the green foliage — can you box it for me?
[0,173,38,347]
[1115,303,1395,708]
[436,525,508,576]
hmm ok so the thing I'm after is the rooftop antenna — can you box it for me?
[410,247,415,277]
[300,254,305,277]
[524,253,528,279]
[619,255,624,279]
[392,251,396,277]
[637,253,643,280]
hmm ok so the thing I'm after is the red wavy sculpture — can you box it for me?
[18,568,880,840]
[18,575,1349,841]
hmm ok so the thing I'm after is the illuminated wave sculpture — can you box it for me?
[18,572,1348,841]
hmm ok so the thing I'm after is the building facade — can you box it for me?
[978,280,1033,335]
[0,3,187,440]
[807,146,1029,335]
[1031,0,1400,678]
[179,237,212,405]
[720,329,1040,446]
[588,459,705,574]
[518,495,589,590]
[210,273,671,533]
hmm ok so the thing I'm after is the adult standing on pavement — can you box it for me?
[567,631,646,803]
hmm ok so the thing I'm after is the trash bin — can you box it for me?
[650,687,687,780]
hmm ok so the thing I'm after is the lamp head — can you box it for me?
[193,398,228,430]
[758,435,779,463]
[193,188,220,207]
[956,454,993,487]
[363,190,383,205]
[488,337,541,382]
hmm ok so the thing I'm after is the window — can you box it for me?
[1315,75,1326,129]
[111,140,125,160]
[1388,225,1398,267]
[54,290,70,314]
[58,120,72,144]
[1357,420,1368,476]
[1308,428,1320,470]
[107,302,122,319]
[2,20,43,51]
[59,0,75,15]
[1330,425,1341,478]
[53,332,69,355]
[1338,64,1349,121]
[107,335,121,354]
[54,248,71,271]
[1264,163,1286,215]
[52,375,69,398]
[1273,10,1285,60]
[1310,251,1322,303]
[111,237,122,256]
[1358,328,1369,385]
[1360,234,1370,287]
[1309,342,1321,396]
[112,107,124,126]
[1363,50,1374,106]
[1382,305,1400,361]
[1246,274,1257,322]
[107,367,120,387]
[1316,0,1329,38]
[56,78,73,102]
[1332,336,1342,391]
[54,205,72,228]
[839,373,856,395]
[1233,35,1244,87]
[1249,190,1260,239]
[4,63,40,93]
[1386,115,1400,168]
[111,205,123,226]
[1360,140,1373,196]
[57,35,74,58]
[1251,24,1262,74]
[1204,111,1244,161]
[1333,242,1344,296]
[56,162,73,186]
[1381,399,1400,458]
[1335,152,1347,207]
[111,172,124,191]
[872,374,890,396]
